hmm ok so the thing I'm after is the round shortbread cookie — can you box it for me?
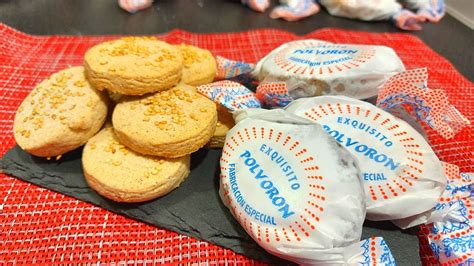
[84,37,183,95]
[207,104,235,148]
[13,66,108,158]
[83,127,190,202]
[176,44,216,86]
[112,84,217,158]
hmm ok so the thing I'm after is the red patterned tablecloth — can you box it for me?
[0,23,472,264]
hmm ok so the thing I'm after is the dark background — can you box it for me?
[0,0,472,81]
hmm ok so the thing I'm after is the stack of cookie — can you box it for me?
[13,37,235,203]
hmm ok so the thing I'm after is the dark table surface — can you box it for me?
[1,0,473,81]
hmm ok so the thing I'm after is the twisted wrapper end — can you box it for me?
[196,80,261,112]
[377,68,470,140]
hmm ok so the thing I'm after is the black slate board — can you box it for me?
[1,146,420,265]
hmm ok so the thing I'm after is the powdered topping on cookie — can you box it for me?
[84,37,183,95]
[14,66,108,157]
[176,44,217,86]
[83,127,190,202]
[112,84,217,157]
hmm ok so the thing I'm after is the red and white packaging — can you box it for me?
[285,96,446,221]
[253,39,405,106]
[219,108,396,264]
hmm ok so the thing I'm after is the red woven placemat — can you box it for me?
[0,23,472,264]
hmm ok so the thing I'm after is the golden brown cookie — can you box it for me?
[13,66,108,158]
[207,104,235,148]
[83,127,190,202]
[84,37,183,95]
[112,84,217,158]
[176,44,216,86]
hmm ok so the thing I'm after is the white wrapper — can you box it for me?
[286,96,447,222]
[253,39,405,102]
[219,108,372,264]
[319,0,402,21]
